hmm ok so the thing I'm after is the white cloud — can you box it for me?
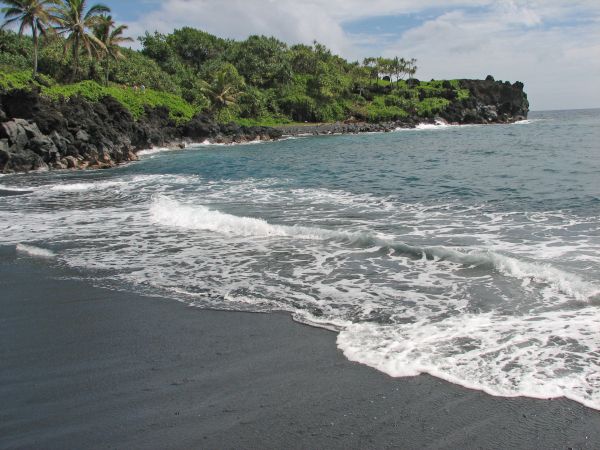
[381,3,600,109]
[122,0,600,110]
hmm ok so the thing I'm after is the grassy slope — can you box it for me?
[0,70,469,127]
[0,71,197,125]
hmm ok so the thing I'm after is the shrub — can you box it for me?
[0,70,36,91]
[43,80,197,124]
[278,92,317,122]
[415,97,450,117]
[313,101,345,122]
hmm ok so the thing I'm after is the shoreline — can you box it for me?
[2,245,599,449]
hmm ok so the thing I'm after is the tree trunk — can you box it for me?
[105,58,110,86]
[32,27,38,75]
[72,35,80,80]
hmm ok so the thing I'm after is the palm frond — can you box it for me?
[84,2,108,20]
[1,15,22,29]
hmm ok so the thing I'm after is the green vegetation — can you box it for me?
[93,14,132,86]
[51,0,109,79]
[0,0,55,75]
[44,80,197,123]
[0,0,470,125]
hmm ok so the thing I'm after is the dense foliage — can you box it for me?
[0,20,470,124]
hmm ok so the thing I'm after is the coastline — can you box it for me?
[2,245,599,449]
[1,77,529,174]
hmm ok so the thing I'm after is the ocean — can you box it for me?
[1,109,599,410]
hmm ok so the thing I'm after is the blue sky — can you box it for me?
[101,0,151,21]
[97,1,600,110]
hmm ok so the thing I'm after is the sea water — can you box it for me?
[1,109,599,409]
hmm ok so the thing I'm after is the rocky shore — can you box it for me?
[277,78,529,136]
[0,77,528,173]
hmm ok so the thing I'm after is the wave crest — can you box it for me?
[16,243,56,258]
[150,196,599,302]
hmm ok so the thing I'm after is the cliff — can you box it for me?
[0,89,282,173]
[440,77,529,124]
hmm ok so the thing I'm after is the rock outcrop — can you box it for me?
[277,78,529,137]
[440,79,529,124]
[0,89,282,173]
[1,90,144,172]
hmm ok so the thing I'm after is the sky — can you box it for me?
[100,0,600,111]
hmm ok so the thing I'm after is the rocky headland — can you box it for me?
[0,77,528,173]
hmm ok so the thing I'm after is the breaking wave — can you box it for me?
[150,196,599,303]
[16,243,56,259]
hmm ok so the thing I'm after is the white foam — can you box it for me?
[488,252,600,302]
[337,307,600,410]
[405,246,600,303]
[150,196,599,304]
[190,138,269,148]
[150,195,336,239]
[0,184,32,192]
[50,180,124,192]
[395,120,466,132]
[513,119,542,125]
[16,243,55,258]
[137,147,171,157]
[415,120,452,130]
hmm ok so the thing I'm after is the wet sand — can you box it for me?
[1,246,599,449]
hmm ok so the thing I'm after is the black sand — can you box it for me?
[1,246,599,449]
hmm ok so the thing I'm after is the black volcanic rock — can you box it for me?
[182,113,220,140]
[439,79,528,124]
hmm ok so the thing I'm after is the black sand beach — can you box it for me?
[1,245,599,449]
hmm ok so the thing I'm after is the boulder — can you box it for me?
[1,119,30,148]
[183,113,220,140]
[52,159,68,170]
[64,156,78,169]
[75,129,90,142]
[0,139,9,168]
[407,78,420,88]
[50,131,70,153]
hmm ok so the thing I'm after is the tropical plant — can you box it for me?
[363,57,380,84]
[0,0,57,74]
[199,64,244,110]
[226,35,292,88]
[50,0,109,79]
[93,14,131,85]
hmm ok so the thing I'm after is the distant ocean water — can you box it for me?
[1,109,599,409]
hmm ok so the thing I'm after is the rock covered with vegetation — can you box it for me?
[0,87,283,172]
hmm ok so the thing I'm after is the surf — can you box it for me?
[150,195,599,304]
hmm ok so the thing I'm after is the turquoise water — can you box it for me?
[1,110,599,409]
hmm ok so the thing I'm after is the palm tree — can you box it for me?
[199,69,242,111]
[93,15,131,85]
[50,0,109,79]
[0,0,57,75]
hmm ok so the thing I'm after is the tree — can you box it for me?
[0,0,57,75]
[50,0,109,79]
[166,27,228,71]
[307,60,349,100]
[199,63,244,111]
[363,57,381,84]
[227,35,291,88]
[377,57,395,82]
[405,58,418,79]
[349,62,369,96]
[290,43,318,75]
[93,14,131,85]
